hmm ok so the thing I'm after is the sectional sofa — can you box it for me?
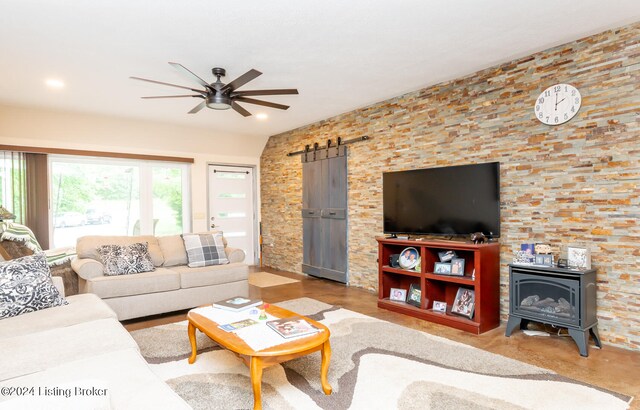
[71,233,250,320]
[0,277,190,409]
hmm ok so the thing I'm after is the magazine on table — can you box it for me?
[212,296,262,312]
[218,318,259,332]
[266,317,320,339]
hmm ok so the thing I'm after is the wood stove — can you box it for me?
[505,264,601,357]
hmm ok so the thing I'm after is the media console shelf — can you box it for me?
[377,237,500,334]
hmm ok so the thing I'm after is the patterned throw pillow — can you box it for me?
[97,242,156,276]
[0,253,68,319]
[181,233,229,268]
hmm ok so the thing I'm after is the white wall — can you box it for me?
[0,103,268,232]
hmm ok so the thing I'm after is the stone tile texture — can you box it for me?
[260,23,640,350]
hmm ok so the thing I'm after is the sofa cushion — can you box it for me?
[0,318,138,381]
[0,293,116,339]
[76,235,164,267]
[0,253,68,320]
[182,233,229,268]
[97,242,155,276]
[172,262,249,289]
[157,235,188,267]
[84,268,180,299]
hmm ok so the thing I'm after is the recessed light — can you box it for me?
[45,79,65,89]
[255,113,268,120]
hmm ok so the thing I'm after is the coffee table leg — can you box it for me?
[188,322,197,364]
[320,340,332,395]
[250,356,263,410]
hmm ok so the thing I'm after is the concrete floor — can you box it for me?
[124,267,639,408]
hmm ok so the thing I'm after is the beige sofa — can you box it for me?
[0,277,190,409]
[71,233,249,320]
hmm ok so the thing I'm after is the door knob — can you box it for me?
[211,224,216,228]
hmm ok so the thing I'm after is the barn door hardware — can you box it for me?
[287,135,369,157]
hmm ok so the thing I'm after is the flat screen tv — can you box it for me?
[383,162,500,237]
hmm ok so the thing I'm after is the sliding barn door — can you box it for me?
[302,145,348,283]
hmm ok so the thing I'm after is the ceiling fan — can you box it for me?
[130,62,298,117]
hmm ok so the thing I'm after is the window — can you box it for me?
[50,156,190,248]
[152,165,187,236]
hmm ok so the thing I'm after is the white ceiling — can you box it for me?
[1,1,639,140]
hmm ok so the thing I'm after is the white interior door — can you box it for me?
[208,165,256,265]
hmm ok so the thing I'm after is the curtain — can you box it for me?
[0,151,26,224]
[25,153,49,249]
[0,151,49,249]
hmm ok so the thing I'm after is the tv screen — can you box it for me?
[383,162,500,237]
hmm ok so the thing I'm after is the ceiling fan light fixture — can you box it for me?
[206,94,231,110]
[132,63,298,116]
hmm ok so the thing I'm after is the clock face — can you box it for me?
[534,83,581,125]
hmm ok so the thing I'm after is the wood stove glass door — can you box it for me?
[512,273,580,327]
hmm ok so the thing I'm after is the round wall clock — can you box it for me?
[534,83,581,125]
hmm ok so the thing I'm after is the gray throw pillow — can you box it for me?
[0,252,68,320]
[181,233,229,268]
[97,242,155,276]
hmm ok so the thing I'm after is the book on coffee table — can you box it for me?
[266,317,320,339]
[213,296,262,312]
[218,318,259,332]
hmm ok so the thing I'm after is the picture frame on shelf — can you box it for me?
[433,301,447,313]
[513,250,533,265]
[406,283,422,307]
[438,250,457,262]
[534,254,554,266]
[399,247,420,270]
[451,287,475,319]
[567,246,591,270]
[412,256,421,272]
[389,288,407,302]
[534,243,552,255]
[520,243,536,263]
[434,262,452,275]
[450,258,465,276]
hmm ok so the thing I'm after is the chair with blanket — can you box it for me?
[0,222,78,296]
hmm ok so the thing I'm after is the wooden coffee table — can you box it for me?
[187,304,332,410]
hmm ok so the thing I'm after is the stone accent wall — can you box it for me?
[260,23,640,350]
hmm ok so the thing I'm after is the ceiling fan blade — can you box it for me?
[168,62,211,89]
[235,96,289,110]
[232,89,299,96]
[231,101,252,117]
[130,76,207,94]
[221,69,262,92]
[141,95,204,99]
[188,101,207,114]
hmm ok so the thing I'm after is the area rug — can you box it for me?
[130,298,632,410]
[248,271,300,288]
